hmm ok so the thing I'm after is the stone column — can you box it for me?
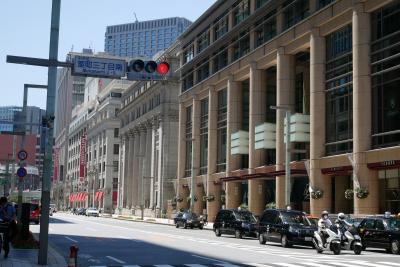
[192,96,203,214]
[226,182,242,209]
[121,136,129,208]
[126,133,135,209]
[226,75,241,173]
[352,4,377,215]
[310,28,330,215]
[276,47,295,209]
[150,122,157,210]
[137,127,147,207]
[177,102,187,212]
[207,86,220,220]
[249,62,267,215]
[132,131,140,208]
[145,124,152,209]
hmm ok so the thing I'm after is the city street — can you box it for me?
[31,213,400,267]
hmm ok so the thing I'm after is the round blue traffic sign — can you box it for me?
[17,167,27,178]
[17,150,28,161]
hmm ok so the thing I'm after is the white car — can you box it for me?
[85,207,99,217]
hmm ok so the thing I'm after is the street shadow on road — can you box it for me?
[47,233,248,267]
[48,217,75,224]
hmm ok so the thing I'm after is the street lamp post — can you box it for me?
[270,105,291,208]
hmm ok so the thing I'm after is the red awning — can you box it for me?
[98,192,104,200]
[94,192,99,201]
[112,191,118,202]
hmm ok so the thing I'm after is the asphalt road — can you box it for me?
[31,213,400,267]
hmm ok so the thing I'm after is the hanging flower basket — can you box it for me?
[220,194,226,204]
[356,187,369,199]
[187,196,198,202]
[206,195,215,202]
[310,189,323,199]
[176,196,183,202]
[202,195,207,202]
[265,202,276,209]
[345,189,354,200]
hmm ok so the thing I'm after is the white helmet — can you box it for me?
[338,212,346,221]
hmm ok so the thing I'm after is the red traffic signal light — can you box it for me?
[157,62,170,75]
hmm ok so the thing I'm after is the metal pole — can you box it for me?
[285,110,291,208]
[11,136,17,193]
[190,138,195,212]
[38,0,61,264]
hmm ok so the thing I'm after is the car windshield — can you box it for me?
[281,212,311,226]
[185,213,198,219]
[235,211,257,223]
[388,218,400,231]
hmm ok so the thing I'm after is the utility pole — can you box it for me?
[38,0,61,264]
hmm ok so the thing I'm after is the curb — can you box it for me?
[110,215,214,231]
[32,233,67,266]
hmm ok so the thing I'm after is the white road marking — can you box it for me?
[243,263,273,267]
[154,265,176,267]
[215,264,245,267]
[106,256,126,264]
[185,264,211,267]
[273,263,302,267]
[191,254,229,264]
[378,263,400,267]
[64,236,78,243]
[86,227,97,231]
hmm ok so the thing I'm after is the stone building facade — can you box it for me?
[117,44,180,217]
[177,0,400,221]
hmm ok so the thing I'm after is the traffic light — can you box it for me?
[127,59,170,81]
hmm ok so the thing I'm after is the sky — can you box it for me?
[0,0,216,110]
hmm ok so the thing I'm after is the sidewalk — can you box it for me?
[0,242,67,267]
[109,214,214,230]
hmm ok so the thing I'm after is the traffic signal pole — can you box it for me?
[38,0,61,264]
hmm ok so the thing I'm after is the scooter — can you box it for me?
[313,221,342,255]
[339,223,363,255]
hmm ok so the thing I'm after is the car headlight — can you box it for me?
[187,220,192,223]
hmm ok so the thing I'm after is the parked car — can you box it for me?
[258,209,316,247]
[15,203,40,224]
[358,216,400,254]
[50,204,57,214]
[213,209,258,238]
[76,208,86,216]
[86,207,99,217]
[174,211,204,229]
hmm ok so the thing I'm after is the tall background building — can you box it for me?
[0,105,45,134]
[104,17,192,58]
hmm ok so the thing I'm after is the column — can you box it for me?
[126,133,135,209]
[352,4,377,215]
[226,75,241,173]
[226,182,241,209]
[275,47,295,209]
[145,124,152,209]
[150,122,157,210]
[132,131,140,208]
[176,102,187,212]
[192,96,203,214]
[249,62,267,215]
[207,86,220,220]
[137,127,147,207]
[310,28,331,215]
[118,136,126,209]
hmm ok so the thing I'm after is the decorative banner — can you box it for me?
[347,153,360,189]
[80,135,87,179]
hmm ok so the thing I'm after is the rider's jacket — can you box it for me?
[318,218,333,230]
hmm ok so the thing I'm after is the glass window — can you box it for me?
[185,106,193,177]
[234,0,251,26]
[256,0,270,9]
[212,46,228,73]
[200,98,209,174]
[325,25,353,156]
[283,0,309,30]
[281,212,311,226]
[183,43,194,64]
[197,30,210,53]
[318,0,334,10]
[233,30,250,61]
[217,89,227,172]
[242,80,250,131]
[295,73,304,113]
[196,59,210,83]
[255,12,277,47]
[214,14,229,40]
[113,144,119,155]
[261,210,277,224]
[361,219,375,229]
[265,67,277,123]
[371,2,400,148]
[375,219,386,230]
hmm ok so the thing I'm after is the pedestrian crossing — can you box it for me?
[90,260,400,267]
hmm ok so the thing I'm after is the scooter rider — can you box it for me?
[337,213,352,228]
[318,211,332,247]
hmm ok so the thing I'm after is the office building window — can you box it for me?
[114,128,119,138]
[196,59,210,83]
[200,98,209,175]
[217,89,227,172]
[295,73,304,113]
[113,144,119,155]
[182,71,194,92]
[113,161,119,172]
[318,0,334,9]
[255,13,277,47]
[233,30,250,61]
[234,0,250,26]
[197,30,210,53]
[185,106,193,177]
[212,46,228,73]
[214,14,228,40]
[256,0,270,9]
[265,67,277,123]
[371,2,400,148]
[283,0,309,31]
[183,43,194,64]
[242,80,250,131]
[325,25,353,156]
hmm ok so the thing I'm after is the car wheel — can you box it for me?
[183,222,187,229]
[391,240,400,255]
[235,229,242,239]
[175,223,179,228]
[199,225,203,230]
[281,235,291,248]
[35,221,39,225]
[215,228,221,237]
[259,233,266,245]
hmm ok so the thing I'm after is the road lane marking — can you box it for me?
[86,227,97,231]
[191,255,229,264]
[65,236,78,243]
[106,256,126,264]
[215,264,244,267]
[378,263,400,267]
[154,265,176,267]
[185,264,212,267]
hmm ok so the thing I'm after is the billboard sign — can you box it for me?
[72,56,126,79]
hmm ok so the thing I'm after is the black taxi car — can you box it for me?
[174,211,204,229]
[258,209,316,247]
[213,209,258,238]
[358,216,400,254]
